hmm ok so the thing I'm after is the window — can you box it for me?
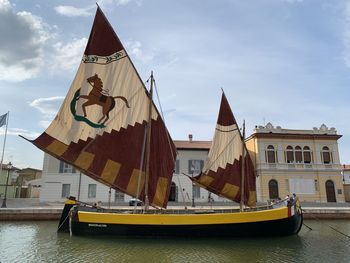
[175,160,180,174]
[188,160,204,175]
[59,161,76,173]
[266,145,276,163]
[115,190,124,201]
[321,146,332,164]
[88,184,97,198]
[295,146,302,163]
[303,146,312,164]
[193,185,200,198]
[286,146,294,163]
[61,184,70,198]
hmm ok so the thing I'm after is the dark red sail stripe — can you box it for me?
[84,7,124,56]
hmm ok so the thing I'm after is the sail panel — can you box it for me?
[192,93,256,206]
[29,7,176,208]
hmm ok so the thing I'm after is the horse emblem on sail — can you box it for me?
[70,73,130,128]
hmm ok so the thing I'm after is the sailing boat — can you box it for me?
[25,6,303,237]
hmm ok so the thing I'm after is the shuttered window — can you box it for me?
[266,145,276,163]
[303,146,312,163]
[88,184,97,198]
[188,160,204,175]
[295,146,302,163]
[61,184,70,198]
[286,146,294,163]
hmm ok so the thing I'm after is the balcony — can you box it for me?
[258,163,340,171]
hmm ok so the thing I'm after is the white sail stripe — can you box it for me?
[203,123,243,173]
[46,54,157,145]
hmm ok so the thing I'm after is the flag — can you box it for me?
[0,113,7,127]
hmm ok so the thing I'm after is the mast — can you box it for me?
[240,120,246,212]
[144,72,154,210]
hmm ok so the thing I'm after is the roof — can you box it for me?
[247,123,342,141]
[19,167,42,172]
[342,165,350,171]
[0,163,20,171]
[174,140,211,150]
[247,133,342,141]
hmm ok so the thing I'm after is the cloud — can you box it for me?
[98,0,133,7]
[0,0,52,82]
[124,40,154,63]
[54,5,93,17]
[29,96,64,117]
[50,38,87,72]
[0,127,40,138]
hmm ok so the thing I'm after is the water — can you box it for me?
[0,220,350,263]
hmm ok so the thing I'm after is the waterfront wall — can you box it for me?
[1,207,350,221]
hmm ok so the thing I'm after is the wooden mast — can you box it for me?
[144,71,154,210]
[240,120,246,212]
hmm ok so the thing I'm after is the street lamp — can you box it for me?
[1,162,12,208]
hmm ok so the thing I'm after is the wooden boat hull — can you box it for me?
[65,203,303,237]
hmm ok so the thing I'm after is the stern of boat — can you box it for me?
[57,196,77,232]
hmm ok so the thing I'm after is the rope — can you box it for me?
[153,77,183,208]
[57,213,70,232]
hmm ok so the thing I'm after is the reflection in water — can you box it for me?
[0,220,350,263]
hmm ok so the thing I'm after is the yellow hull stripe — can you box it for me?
[77,207,289,225]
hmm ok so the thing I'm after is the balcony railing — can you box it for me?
[258,163,341,171]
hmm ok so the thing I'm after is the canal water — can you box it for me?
[0,220,349,263]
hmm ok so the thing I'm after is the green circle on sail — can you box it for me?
[70,89,106,128]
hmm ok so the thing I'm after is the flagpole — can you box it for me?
[0,111,9,183]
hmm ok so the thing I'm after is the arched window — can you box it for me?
[295,146,302,163]
[286,146,294,163]
[303,146,311,164]
[322,146,331,164]
[268,179,279,199]
[266,145,276,163]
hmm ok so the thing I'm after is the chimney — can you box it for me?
[188,134,193,142]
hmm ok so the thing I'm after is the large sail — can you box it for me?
[192,93,256,207]
[27,7,176,208]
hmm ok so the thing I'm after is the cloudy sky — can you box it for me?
[0,0,350,169]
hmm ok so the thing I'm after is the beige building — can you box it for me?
[246,123,344,203]
[342,165,350,202]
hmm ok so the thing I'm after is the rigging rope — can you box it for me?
[153,77,187,207]
[303,209,350,239]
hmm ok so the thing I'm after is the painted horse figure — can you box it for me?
[77,74,130,125]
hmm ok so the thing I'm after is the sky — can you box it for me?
[0,0,350,169]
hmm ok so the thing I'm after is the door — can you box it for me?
[268,179,279,200]
[168,182,176,201]
[325,180,336,202]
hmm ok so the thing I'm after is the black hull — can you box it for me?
[71,212,303,238]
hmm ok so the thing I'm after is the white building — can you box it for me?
[39,135,218,204]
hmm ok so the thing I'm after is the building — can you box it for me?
[16,168,42,198]
[246,123,345,203]
[39,135,216,204]
[0,163,20,200]
[342,165,350,202]
[39,123,345,204]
